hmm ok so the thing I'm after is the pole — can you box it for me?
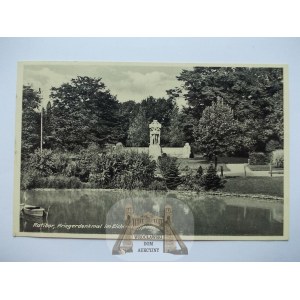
[39,88,43,154]
[40,108,43,153]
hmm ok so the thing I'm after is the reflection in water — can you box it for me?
[20,190,283,236]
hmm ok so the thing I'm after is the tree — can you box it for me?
[168,107,186,146]
[43,101,54,149]
[174,67,284,153]
[117,100,140,145]
[21,85,42,160]
[50,76,120,151]
[116,96,176,146]
[164,160,181,190]
[127,107,149,147]
[200,164,223,190]
[139,96,175,145]
[194,99,238,166]
[158,154,181,190]
[139,96,175,126]
[176,67,282,118]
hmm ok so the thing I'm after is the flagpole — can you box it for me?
[39,88,43,154]
[41,107,43,153]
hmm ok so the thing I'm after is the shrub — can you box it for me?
[21,169,43,190]
[200,164,223,190]
[196,165,203,178]
[21,172,83,190]
[36,176,83,189]
[77,144,102,182]
[158,154,181,190]
[249,152,268,165]
[89,151,157,189]
[23,149,78,177]
[157,153,172,175]
[26,149,56,176]
[165,162,181,190]
[51,152,70,174]
[266,140,282,153]
[177,167,200,191]
[21,147,157,190]
[148,179,168,191]
[272,149,284,168]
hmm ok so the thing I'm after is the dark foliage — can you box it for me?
[196,165,203,178]
[175,67,284,154]
[179,167,200,191]
[21,85,42,160]
[21,148,157,190]
[249,152,268,165]
[158,154,181,190]
[49,76,121,151]
[147,178,168,191]
[200,164,223,190]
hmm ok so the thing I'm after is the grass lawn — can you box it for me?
[221,176,284,197]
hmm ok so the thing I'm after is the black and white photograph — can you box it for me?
[13,61,288,240]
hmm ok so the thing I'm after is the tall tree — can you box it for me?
[194,99,238,166]
[50,76,120,151]
[127,107,149,147]
[21,85,42,160]
[168,107,186,147]
[140,96,175,125]
[139,96,175,145]
[175,67,284,153]
[43,101,54,149]
[117,100,140,145]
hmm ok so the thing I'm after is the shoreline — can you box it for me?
[22,188,283,201]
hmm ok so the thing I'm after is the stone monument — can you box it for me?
[115,142,124,153]
[182,142,191,158]
[149,120,162,160]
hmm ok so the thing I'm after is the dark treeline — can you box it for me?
[22,67,284,163]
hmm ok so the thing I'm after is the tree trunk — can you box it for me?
[214,155,218,169]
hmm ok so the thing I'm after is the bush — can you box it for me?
[21,148,157,190]
[77,144,102,182]
[21,173,83,190]
[25,149,57,176]
[200,164,223,190]
[88,151,157,189]
[266,140,282,153]
[179,167,201,191]
[158,154,181,190]
[249,152,268,165]
[157,153,173,175]
[43,176,82,189]
[21,169,43,190]
[196,165,203,178]
[272,149,284,168]
[23,149,79,177]
[148,179,168,191]
[165,162,181,190]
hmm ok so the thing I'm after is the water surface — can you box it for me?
[20,190,283,237]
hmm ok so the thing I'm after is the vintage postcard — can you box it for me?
[13,61,288,248]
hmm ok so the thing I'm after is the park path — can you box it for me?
[224,164,246,177]
[224,164,283,177]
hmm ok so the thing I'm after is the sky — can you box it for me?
[23,62,192,107]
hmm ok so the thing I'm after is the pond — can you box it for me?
[19,189,283,237]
